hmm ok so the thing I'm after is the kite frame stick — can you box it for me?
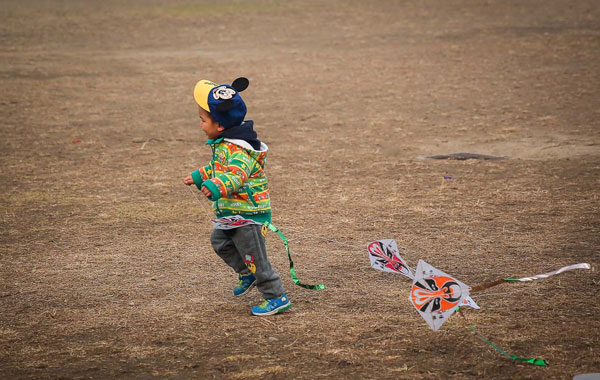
[470,279,506,293]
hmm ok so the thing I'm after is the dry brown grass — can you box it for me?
[1,0,599,379]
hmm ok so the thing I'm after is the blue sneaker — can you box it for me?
[233,273,256,296]
[251,293,291,316]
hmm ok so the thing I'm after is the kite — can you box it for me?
[367,240,479,309]
[367,239,414,279]
[365,243,593,366]
[408,260,548,365]
[409,260,470,332]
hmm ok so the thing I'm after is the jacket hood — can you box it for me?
[219,120,262,150]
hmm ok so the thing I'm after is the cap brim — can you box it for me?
[193,80,218,112]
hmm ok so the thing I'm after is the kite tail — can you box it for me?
[457,310,548,366]
[469,325,548,366]
[470,263,591,293]
[262,222,325,290]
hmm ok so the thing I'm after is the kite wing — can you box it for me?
[367,239,414,279]
[410,260,470,331]
[461,296,480,310]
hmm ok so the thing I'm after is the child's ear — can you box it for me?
[217,125,226,132]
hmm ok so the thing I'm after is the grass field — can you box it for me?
[1,0,599,378]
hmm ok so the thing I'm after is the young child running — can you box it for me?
[183,77,291,316]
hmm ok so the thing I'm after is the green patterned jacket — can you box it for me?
[191,137,271,223]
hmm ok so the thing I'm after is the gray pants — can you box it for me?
[210,224,284,299]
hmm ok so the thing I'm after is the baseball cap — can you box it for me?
[193,77,249,128]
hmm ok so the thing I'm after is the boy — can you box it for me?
[183,77,291,316]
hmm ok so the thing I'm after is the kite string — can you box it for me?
[186,186,214,224]
[274,223,413,259]
[185,186,365,252]
[274,224,364,250]
[187,186,588,295]
[184,186,362,254]
[186,188,412,258]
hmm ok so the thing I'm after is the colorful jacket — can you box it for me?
[191,137,271,223]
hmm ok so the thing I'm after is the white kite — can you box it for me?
[409,260,470,331]
[367,239,414,279]
[367,240,479,309]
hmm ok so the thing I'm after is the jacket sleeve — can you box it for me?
[202,150,255,201]
[191,164,213,191]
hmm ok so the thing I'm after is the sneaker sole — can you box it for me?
[251,302,291,316]
[234,281,256,297]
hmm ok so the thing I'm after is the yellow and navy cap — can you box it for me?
[193,77,249,128]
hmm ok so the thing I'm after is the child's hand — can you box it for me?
[201,186,212,198]
[183,175,194,186]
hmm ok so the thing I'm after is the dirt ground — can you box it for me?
[1,0,599,379]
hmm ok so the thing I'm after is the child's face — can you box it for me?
[198,106,224,139]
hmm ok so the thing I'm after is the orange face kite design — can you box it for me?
[411,276,463,313]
